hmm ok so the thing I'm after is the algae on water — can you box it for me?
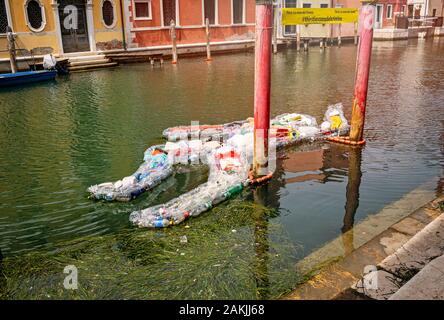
[0,199,304,300]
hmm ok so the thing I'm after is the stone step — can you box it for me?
[68,62,118,72]
[63,51,99,57]
[69,59,111,67]
[68,55,107,63]
[389,255,444,300]
[353,210,444,300]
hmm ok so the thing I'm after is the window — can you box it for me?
[376,4,383,23]
[401,5,406,15]
[302,3,312,8]
[25,0,45,32]
[134,0,152,20]
[232,0,244,24]
[386,4,393,19]
[414,5,421,19]
[204,0,216,25]
[102,0,115,28]
[285,0,297,8]
[407,4,413,17]
[320,4,328,8]
[162,0,176,26]
[284,0,297,35]
[432,9,436,17]
[1,0,10,34]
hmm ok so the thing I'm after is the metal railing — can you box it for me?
[407,15,442,28]
[395,15,443,29]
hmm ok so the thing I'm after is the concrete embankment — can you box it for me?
[284,179,443,300]
[353,202,444,300]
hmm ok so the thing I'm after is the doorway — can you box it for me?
[59,0,90,53]
[375,4,384,29]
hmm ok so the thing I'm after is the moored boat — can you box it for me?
[0,70,57,88]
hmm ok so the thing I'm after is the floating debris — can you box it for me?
[88,104,349,229]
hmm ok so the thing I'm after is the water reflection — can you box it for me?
[341,147,363,255]
[252,186,270,300]
[249,142,363,292]
[0,38,443,257]
[282,143,348,185]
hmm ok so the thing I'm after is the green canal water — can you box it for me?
[0,38,443,299]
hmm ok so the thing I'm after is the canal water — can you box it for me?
[0,38,443,299]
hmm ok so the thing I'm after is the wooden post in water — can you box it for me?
[296,26,301,52]
[354,22,358,45]
[7,27,17,74]
[341,147,362,255]
[253,1,273,177]
[170,20,178,64]
[205,18,212,61]
[349,4,375,142]
[338,24,342,47]
[303,39,309,51]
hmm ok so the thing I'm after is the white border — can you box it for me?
[86,0,96,52]
[175,0,180,26]
[100,0,117,28]
[160,0,179,27]
[386,4,393,19]
[132,0,152,20]
[51,0,64,55]
[201,0,218,26]
[24,0,47,33]
[375,4,384,29]
[160,0,164,26]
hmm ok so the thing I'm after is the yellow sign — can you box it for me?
[282,8,359,25]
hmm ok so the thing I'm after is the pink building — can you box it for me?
[373,0,408,29]
[125,0,256,49]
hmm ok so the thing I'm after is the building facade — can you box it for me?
[125,0,256,48]
[407,0,428,17]
[2,0,443,62]
[0,0,257,60]
[426,0,444,17]
[372,0,408,29]
[0,0,126,59]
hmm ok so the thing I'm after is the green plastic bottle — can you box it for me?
[224,184,243,198]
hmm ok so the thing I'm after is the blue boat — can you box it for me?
[0,70,57,88]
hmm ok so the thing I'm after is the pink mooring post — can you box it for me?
[253,2,273,177]
[349,4,375,142]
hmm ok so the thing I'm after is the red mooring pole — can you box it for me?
[349,3,375,142]
[253,1,273,177]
